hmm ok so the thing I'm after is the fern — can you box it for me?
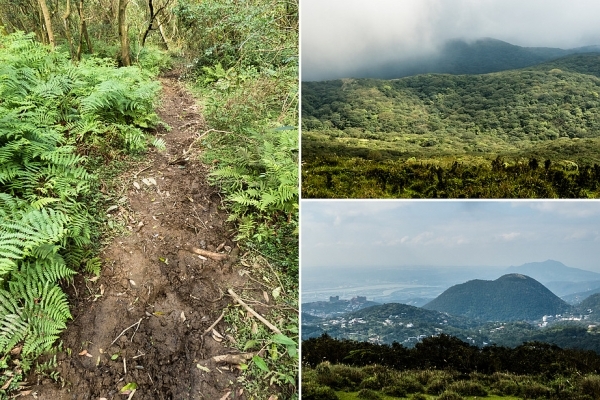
[0,31,164,376]
[207,127,298,231]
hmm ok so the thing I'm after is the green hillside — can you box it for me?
[578,293,600,314]
[302,53,600,198]
[423,274,572,321]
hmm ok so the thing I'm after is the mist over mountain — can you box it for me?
[507,260,600,285]
[423,274,571,321]
[313,38,600,80]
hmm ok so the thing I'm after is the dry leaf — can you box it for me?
[262,291,269,303]
[272,287,281,299]
[1,377,13,390]
[88,276,100,282]
[219,391,231,400]
[212,329,224,342]
[268,396,278,400]
[133,181,140,190]
[129,279,136,287]
[251,322,258,335]
[79,350,88,356]
[100,284,105,296]
[148,177,157,185]
[180,311,186,322]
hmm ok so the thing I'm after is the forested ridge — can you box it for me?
[302,334,600,400]
[302,53,600,198]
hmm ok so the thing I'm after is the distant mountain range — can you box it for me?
[345,37,600,80]
[507,260,600,300]
[507,260,600,285]
[423,273,571,321]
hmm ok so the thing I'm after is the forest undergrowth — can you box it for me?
[178,0,299,397]
[0,31,163,395]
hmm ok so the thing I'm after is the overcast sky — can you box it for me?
[301,0,600,81]
[301,201,600,272]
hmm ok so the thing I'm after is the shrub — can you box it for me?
[360,376,381,390]
[357,388,383,400]
[395,374,425,394]
[581,375,600,398]
[427,378,448,395]
[447,380,488,396]
[492,379,520,396]
[382,385,407,397]
[330,364,366,388]
[436,391,464,400]
[301,381,339,400]
[521,382,551,399]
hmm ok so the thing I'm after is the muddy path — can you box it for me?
[30,73,251,399]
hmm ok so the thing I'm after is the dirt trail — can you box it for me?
[30,73,249,399]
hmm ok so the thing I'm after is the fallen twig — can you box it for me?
[203,311,225,336]
[265,259,286,296]
[184,245,228,261]
[186,129,232,153]
[133,165,151,178]
[110,318,143,346]
[211,352,254,364]
[227,288,282,334]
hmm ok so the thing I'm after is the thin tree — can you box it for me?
[38,0,55,49]
[118,0,130,66]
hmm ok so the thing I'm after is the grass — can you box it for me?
[336,394,520,400]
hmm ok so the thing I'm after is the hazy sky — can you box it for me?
[301,0,600,81]
[301,201,600,272]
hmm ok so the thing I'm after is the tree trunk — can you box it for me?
[156,15,169,50]
[62,0,75,59]
[75,0,93,58]
[118,0,130,66]
[38,0,55,49]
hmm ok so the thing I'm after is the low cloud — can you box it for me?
[302,0,600,81]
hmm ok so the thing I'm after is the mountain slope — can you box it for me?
[531,53,600,78]
[302,59,600,158]
[423,274,572,321]
[577,293,600,314]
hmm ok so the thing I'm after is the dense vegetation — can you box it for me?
[302,334,600,400]
[180,1,299,397]
[301,53,600,198]
[423,274,571,321]
[0,32,161,393]
[0,0,299,397]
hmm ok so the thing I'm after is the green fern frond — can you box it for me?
[84,257,102,276]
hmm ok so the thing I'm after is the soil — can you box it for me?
[28,72,250,399]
